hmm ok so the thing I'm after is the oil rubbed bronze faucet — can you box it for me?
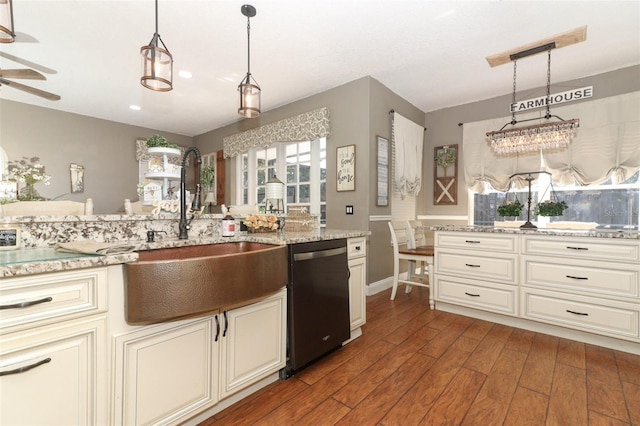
[178,146,202,239]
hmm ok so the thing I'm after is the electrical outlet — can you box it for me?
[346,205,354,215]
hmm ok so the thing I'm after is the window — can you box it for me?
[471,170,639,230]
[238,138,327,225]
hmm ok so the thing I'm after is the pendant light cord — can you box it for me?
[510,58,517,125]
[246,15,251,77]
[545,49,552,119]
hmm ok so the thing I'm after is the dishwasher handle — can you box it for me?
[293,246,347,262]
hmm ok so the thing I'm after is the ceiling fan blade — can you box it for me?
[0,69,46,80]
[0,52,57,74]
[0,78,61,101]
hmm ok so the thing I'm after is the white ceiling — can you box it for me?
[1,1,639,137]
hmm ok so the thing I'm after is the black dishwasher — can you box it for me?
[281,239,351,377]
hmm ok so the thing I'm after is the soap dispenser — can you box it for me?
[221,206,235,237]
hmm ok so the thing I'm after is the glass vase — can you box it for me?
[20,183,42,201]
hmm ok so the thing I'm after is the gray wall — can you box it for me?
[1,100,192,214]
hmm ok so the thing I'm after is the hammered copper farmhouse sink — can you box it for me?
[124,242,288,324]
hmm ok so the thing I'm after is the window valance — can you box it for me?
[223,107,330,158]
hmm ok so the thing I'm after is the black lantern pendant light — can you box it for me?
[0,0,16,43]
[140,0,173,91]
[238,4,261,118]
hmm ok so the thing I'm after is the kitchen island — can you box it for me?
[431,225,640,356]
[0,214,369,425]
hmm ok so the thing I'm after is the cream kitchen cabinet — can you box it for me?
[0,268,109,425]
[347,237,367,334]
[434,232,519,316]
[219,289,286,400]
[111,287,286,425]
[434,230,640,354]
[521,235,640,343]
[112,316,219,426]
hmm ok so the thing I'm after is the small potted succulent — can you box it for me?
[536,200,568,217]
[497,198,523,217]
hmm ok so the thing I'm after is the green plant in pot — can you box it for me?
[535,200,568,217]
[497,198,523,217]
[146,134,178,149]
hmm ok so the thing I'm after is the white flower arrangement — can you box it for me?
[243,214,279,232]
[6,156,51,186]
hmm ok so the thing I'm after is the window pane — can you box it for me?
[287,165,297,183]
[300,184,310,203]
[287,185,296,203]
[300,164,310,182]
[257,187,265,204]
[257,169,265,186]
[320,182,326,202]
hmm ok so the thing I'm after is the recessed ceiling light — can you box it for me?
[129,105,141,111]
[178,70,192,79]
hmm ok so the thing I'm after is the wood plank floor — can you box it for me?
[199,286,640,425]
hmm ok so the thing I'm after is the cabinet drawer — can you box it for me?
[523,236,640,263]
[0,268,107,332]
[523,258,639,299]
[521,288,639,339]
[435,251,517,283]
[435,232,516,253]
[347,237,366,259]
[435,275,517,315]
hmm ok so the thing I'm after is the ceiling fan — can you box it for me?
[0,68,60,101]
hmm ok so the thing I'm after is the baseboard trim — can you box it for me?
[436,302,640,356]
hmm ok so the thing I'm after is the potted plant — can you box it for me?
[497,198,523,217]
[536,200,568,217]
[146,135,179,150]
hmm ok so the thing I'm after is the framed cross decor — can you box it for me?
[433,144,458,205]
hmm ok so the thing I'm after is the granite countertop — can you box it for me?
[0,229,370,278]
[430,225,640,239]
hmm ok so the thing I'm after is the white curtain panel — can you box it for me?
[392,112,424,198]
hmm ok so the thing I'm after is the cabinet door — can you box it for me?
[219,289,286,400]
[348,256,366,330]
[0,316,107,426]
[112,316,218,426]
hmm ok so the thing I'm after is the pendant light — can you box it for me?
[238,4,261,118]
[0,0,15,43]
[140,0,173,91]
[487,44,579,155]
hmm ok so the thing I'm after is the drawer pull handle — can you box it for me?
[464,292,480,297]
[465,240,480,244]
[0,297,53,310]
[566,275,588,280]
[566,246,588,251]
[0,357,51,376]
[465,264,481,268]
[566,309,589,316]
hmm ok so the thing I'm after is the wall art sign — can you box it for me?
[336,144,356,192]
[376,136,389,206]
[70,163,85,193]
[433,144,458,205]
[510,86,593,113]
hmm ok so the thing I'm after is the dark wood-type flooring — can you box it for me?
[200,286,640,425]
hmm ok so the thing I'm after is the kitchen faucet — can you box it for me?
[178,146,202,239]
